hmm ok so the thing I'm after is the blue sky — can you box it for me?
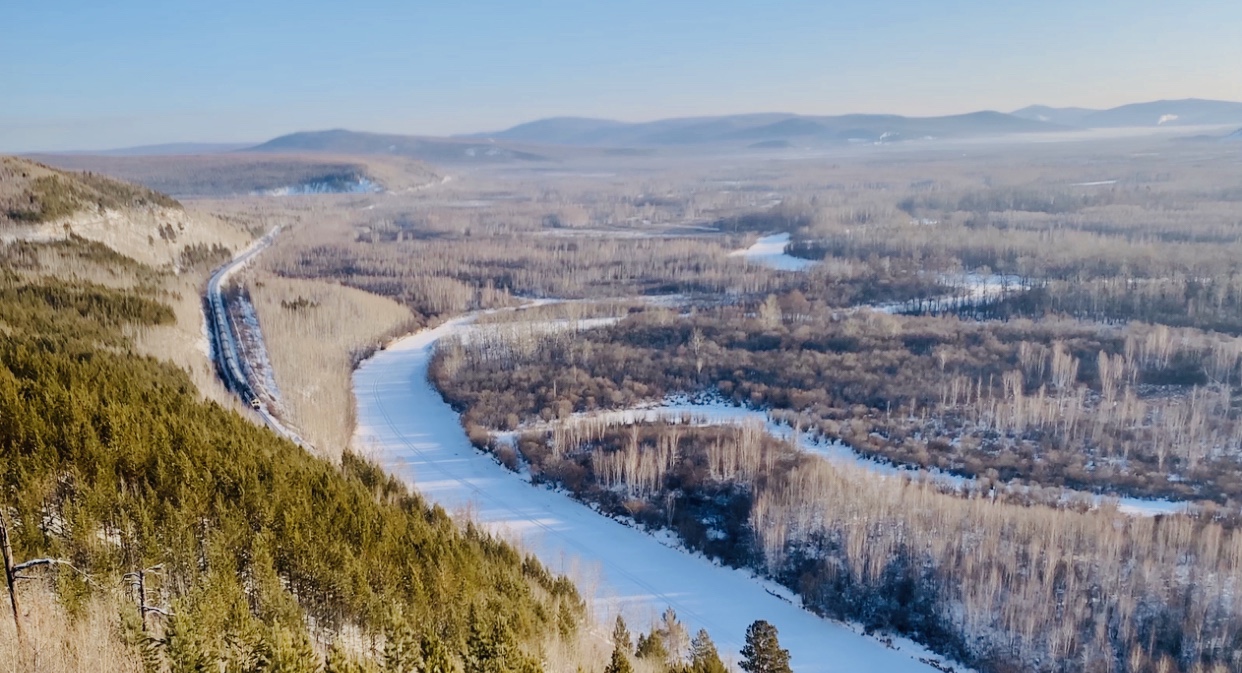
[3,0,1241,151]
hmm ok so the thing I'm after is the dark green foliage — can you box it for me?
[635,631,669,665]
[420,632,458,673]
[179,242,232,270]
[688,629,727,673]
[252,626,322,673]
[4,170,180,223]
[384,616,423,673]
[0,274,580,666]
[738,621,791,673]
[463,605,532,673]
[604,644,634,673]
[326,642,375,673]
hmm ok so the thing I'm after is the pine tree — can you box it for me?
[325,641,369,673]
[253,625,321,673]
[739,621,791,673]
[420,632,458,673]
[635,631,670,666]
[464,606,509,673]
[384,616,422,673]
[689,629,727,673]
[612,615,633,654]
[604,643,634,673]
[164,615,214,673]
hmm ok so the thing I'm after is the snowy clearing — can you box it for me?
[353,318,956,673]
[728,233,817,271]
[865,273,1030,314]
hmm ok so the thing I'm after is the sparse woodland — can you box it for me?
[250,140,1242,673]
[0,159,766,673]
[10,137,1242,673]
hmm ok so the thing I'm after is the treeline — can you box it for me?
[0,273,582,671]
[487,419,1242,673]
[975,278,1242,335]
[268,234,789,320]
[431,297,1242,503]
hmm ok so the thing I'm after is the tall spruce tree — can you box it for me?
[739,620,791,673]
[689,629,728,673]
[420,632,458,673]
[384,616,422,673]
[612,615,633,654]
[604,643,634,673]
[636,630,670,665]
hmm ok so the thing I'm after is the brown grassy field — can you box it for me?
[246,271,417,459]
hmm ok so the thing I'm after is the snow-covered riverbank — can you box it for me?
[353,317,955,673]
[504,395,1190,517]
[728,233,817,271]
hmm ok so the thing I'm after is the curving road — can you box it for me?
[203,227,307,447]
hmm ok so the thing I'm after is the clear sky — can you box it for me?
[3,0,1241,152]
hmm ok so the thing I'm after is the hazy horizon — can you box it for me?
[5,0,1242,152]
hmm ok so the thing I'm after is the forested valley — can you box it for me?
[246,141,1242,673]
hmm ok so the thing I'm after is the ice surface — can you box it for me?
[353,319,955,673]
[728,233,817,271]
[259,177,380,196]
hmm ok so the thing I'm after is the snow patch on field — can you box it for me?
[729,233,817,271]
[353,319,952,673]
[866,273,1029,314]
[259,177,380,196]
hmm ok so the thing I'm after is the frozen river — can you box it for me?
[353,316,954,673]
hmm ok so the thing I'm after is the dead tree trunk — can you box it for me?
[124,564,167,632]
[0,511,24,647]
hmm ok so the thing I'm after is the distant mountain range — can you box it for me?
[1011,98,1242,128]
[40,98,1242,162]
[462,99,1242,149]
[464,110,1059,148]
[245,129,554,162]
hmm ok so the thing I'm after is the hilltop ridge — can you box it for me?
[1,156,251,269]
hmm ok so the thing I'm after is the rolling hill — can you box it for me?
[246,128,552,163]
[466,110,1061,147]
[1012,98,1242,128]
[0,155,583,671]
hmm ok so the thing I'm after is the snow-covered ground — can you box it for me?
[866,273,1029,315]
[258,177,381,196]
[232,293,286,415]
[353,319,956,673]
[728,233,817,271]
[205,227,310,449]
